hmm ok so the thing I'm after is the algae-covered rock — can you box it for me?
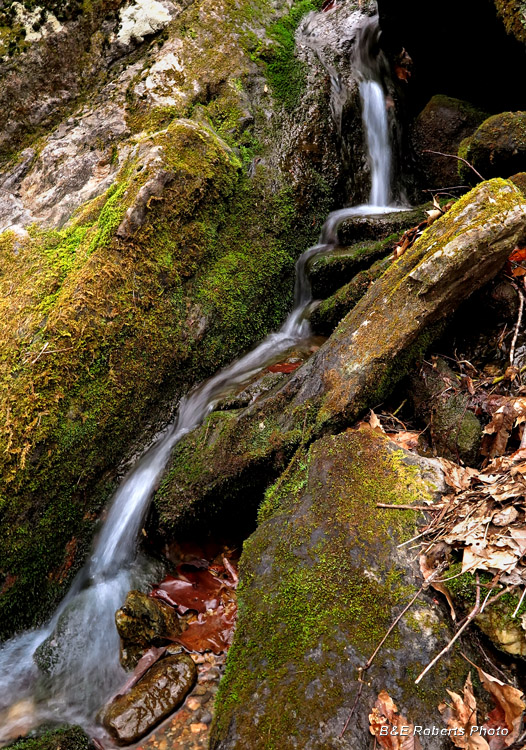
[115,591,181,669]
[310,254,391,334]
[494,0,526,45]
[459,112,526,183]
[154,179,526,536]
[3,725,92,750]
[412,95,488,189]
[116,590,181,670]
[210,427,469,749]
[102,653,196,744]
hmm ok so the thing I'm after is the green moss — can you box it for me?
[249,0,320,110]
[212,429,465,747]
[5,725,92,750]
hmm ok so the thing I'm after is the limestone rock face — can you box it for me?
[459,112,526,183]
[102,654,197,744]
[210,428,468,749]
[0,0,358,637]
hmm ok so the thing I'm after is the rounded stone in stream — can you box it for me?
[101,654,197,744]
[116,590,181,670]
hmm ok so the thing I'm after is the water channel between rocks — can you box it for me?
[0,14,406,747]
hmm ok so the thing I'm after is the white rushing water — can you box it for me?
[0,14,400,745]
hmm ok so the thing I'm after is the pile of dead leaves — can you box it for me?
[370,669,525,750]
[419,451,526,591]
[150,552,238,654]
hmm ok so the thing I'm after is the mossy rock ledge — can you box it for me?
[210,427,471,750]
[154,179,526,537]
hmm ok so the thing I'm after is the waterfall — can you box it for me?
[0,14,400,745]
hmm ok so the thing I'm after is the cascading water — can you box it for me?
[0,14,401,745]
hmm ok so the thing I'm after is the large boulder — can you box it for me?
[154,179,526,537]
[210,427,470,749]
[412,95,488,190]
[459,112,526,183]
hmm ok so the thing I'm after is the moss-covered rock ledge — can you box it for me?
[210,427,470,750]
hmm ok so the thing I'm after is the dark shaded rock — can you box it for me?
[378,0,526,113]
[308,236,398,300]
[210,428,469,749]
[4,725,92,750]
[310,254,391,334]
[412,95,488,190]
[337,205,427,246]
[102,654,197,744]
[116,590,181,670]
[411,358,482,464]
[154,180,526,536]
[459,112,526,183]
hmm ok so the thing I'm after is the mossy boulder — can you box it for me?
[4,725,92,750]
[458,112,526,183]
[411,359,482,465]
[310,253,391,334]
[154,179,526,538]
[412,95,488,190]
[210,427,470,749]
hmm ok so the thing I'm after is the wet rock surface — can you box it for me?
[116,590,181,670]
[210,428,468,749]
[102,653,197,744]
[136,652,225,750]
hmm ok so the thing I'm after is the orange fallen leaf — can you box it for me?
[369,690,422,749]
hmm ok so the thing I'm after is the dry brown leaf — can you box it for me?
[476,666,525,745]
[369,691,422,750]
[482,399,526,459]
[369,409,385,432]
[438,458,477,491]
[387,430,421,451]
[439,673,479,748]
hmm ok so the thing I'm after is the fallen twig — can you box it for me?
[423,150,485,183]
[509,279,525,367]
[415,574,481,685]
[340,566,445,736]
